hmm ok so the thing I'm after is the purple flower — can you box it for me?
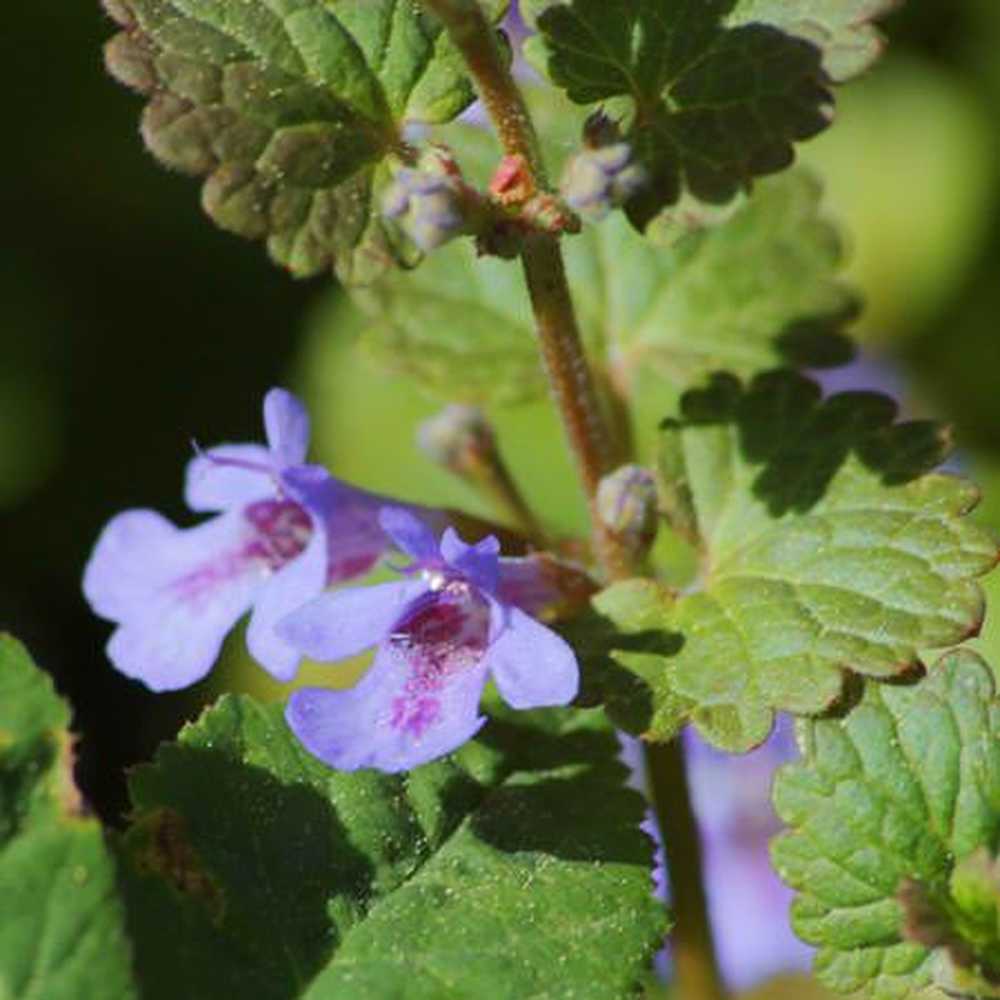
[82,389,404,691]
[278,508,580,772]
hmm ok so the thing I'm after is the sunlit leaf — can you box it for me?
[772,649,1000,999]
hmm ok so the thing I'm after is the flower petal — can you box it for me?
[83,509,265,690]
[440,528,499,593]
[285,644,489,772]
[184,444,274,513]
[325,499,392,583]
[486,602,579,709]
[245,527,327,682]
[283,466,393,583]
[264,388,310,468]
[378,507,439,563]
[277,579,429,663]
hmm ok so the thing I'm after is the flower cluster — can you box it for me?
[84,389,583,772]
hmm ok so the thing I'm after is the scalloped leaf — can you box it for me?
[520,0,897,228]
[103,0,504,283]
[771,649,1000,1000]
[0,635,135,1000]
[357,122,854,403]
[580,370,997,751]
[117,695,666,998]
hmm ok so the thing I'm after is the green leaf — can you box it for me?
[103,0,502,283]
[357,118,854,402]
[118,695,666,998]
[771,648,1000,1000]
[567,579,692,740]
[570,170,856,389]
[898,847,1000,998]
[521,0,895,227]
[582,370,997,750]
[0,635,136,1000]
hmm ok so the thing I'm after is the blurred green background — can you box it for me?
[2,1,999,826]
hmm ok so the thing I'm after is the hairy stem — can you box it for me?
[417,2,725,990]
[418,0,546,181]
[645,739,729,1000]
[418,0,632,577]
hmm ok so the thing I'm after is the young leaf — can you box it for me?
[357,128,854,404]
[0,635,135,1000]
[898,847,1000,998]
[771,649,1000,1000]
[117,695,666,998]
[580,371,997,751]
[103,0,503,283]
[520,0,896,228]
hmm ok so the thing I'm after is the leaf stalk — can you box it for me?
[646,738,729,1000]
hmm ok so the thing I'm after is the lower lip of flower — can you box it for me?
[385,586,491,738]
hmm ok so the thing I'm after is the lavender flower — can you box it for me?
[82,389,404,690]
[278,508,580,772]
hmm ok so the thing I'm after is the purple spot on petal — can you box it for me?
[168,556,246,610]
[390,695,441,738]
[386,583,490,738]
[166,499,313,610]
[243,498,312,569]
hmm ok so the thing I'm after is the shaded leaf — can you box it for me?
[521,0,896,226]
[567,579,691,740]
[103,0,502,282]
[771,649,1000,999]
[0,635,135,1000]
[118,695,666,999]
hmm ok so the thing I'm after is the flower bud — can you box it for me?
[418,406,545,545]
[560,142,646,222]
[417,405,494,473]
[596,464,659,559]
[382,168,466,251]
[382,148,475,252]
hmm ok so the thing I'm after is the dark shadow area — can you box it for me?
[534,0,834,227]
[633,27,830,216]
[471,716,652,864]
[0,1,319,825]
[815,661,928,723]
[775,310,858,370]
[115,745,374,1000]
[665,369,953,517]
[562,608,684,736]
